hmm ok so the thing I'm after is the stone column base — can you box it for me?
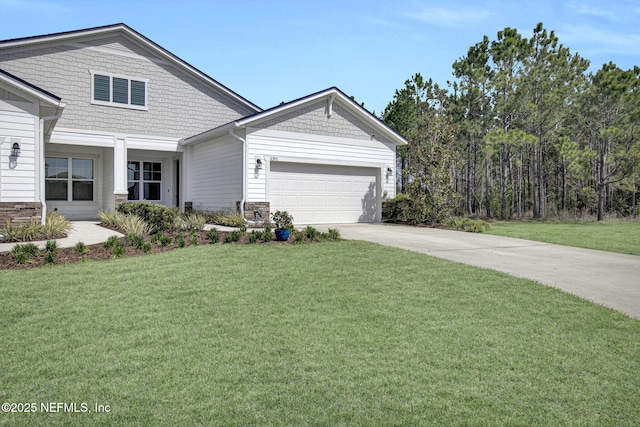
[241,201,270,222]
[0,202,43,224]
[114,193,128,210]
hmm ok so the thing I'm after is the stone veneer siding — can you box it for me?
[242,202,270,222]
[0,202,43,224]
[114,194,128,210]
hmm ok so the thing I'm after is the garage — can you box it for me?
[269,162,379,224]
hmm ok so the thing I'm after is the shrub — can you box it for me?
[206,211,245,227]
[10,243,39,264]
[142,242,152,253]
[75,241,88,254]
[304,226,321,241]
[224,230,243,244]
[40,212,73,239]
[128,234,145,250]
[248,230,262,244]
[104,235,121,250]
[262,225,272,243]
[323,228,341,241]
[384,194,418,223]
[21,243,40,258]
[206,228,219,244]
[175,212,207,231]
[189,229,198,246]
[98,210,153,235]
[176,234,186,248]
[443,217,490,233]
[110,242,125,258]
[158,233,172,247]
[292,230,305,244]
[43,240,59,264]
[117,202,178,232]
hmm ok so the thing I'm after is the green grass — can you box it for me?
[1,242,639,426]
[485,220,640,255]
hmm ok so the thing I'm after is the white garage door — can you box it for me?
[269,162,378,224]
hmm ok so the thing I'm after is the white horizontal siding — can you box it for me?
[0,107,37,202]
[190,135,242,212]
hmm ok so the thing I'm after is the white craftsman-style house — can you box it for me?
[0,24,406,225]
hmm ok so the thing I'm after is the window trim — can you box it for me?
[90,70,149,110]
[45,156,96,203]
[127,160,163,202]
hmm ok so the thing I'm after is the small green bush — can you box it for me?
[142,242,152,253]
[175,212,207,231]
[10,243,39,264]
[304,226,321,241]
[104,235,121,250]
[224,230,243,244]
[384,194,418,223]
[263,225,272,243]
[128,234,145,250]
[75,241,88,254]
[292,231,305,244]
[189,229,198,246]
[443,217,490,233]
[176,234,186,248]
[248,230,261,244]
[117,202,178,232]
[206,228,219,244]
[43,240,59,264]
[206,211,245,227]
[323,228,341,241]
[21,243,40,258]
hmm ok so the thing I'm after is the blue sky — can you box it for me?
[1,0,638,114]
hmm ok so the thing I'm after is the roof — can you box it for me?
[0,23,261,113]
[181,87,408,146]
[0,67,65,107]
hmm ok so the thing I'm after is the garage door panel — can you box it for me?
[269,162,377,224]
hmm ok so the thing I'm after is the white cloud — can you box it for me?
[570,4,617,20]
[409,6,492,27]
[561,24,640,56]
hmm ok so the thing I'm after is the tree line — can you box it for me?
[382,23,639,221]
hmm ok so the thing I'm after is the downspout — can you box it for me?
[228,126,246,220]
[39,105,64,224]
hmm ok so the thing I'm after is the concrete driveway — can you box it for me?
[319,223,640,320]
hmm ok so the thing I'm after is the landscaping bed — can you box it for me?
[0,227,337,269]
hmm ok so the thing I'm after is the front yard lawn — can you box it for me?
[485,220,640,255]
[1,241,638,426]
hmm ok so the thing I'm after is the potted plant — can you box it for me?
[271,210,293,241]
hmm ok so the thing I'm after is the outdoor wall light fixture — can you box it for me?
[256,158,263,169]
[11,142,21,157]
[386,167,393,174]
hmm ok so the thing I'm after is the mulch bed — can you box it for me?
[0,229,291,270]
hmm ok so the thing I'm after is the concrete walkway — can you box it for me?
[312,223,640,320]
[0,221,123,253]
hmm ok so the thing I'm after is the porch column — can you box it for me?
[114,137,128,208]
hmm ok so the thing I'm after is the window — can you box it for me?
[45,157,94,201]
[128,161,161,201]
[91,71,148,109]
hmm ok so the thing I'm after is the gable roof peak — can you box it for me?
[0,23,261,113]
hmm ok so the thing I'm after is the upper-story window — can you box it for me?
[90,71,148,110]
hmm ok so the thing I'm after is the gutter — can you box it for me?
[228,126,246,221]
[39,104,64,224]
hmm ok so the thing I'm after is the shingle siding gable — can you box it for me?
[252,101,391,144]
[0,37,255,139]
